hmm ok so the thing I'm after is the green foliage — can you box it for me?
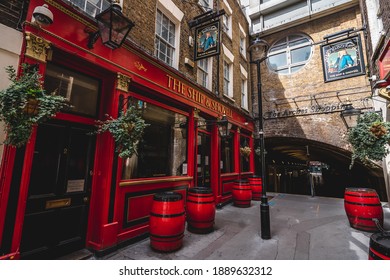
[347,111,390,168]
[94,105,149,158]
[0,64,68,147]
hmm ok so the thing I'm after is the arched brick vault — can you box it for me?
[263,136,387,201]
[264,111,354,150]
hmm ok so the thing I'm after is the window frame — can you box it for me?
[66,0,110,17]
[155,0,183,69]
[223,60,232,98]
[241,78,248,110]
[155,9,176,67]
[199,0,213,11]
[120,95,189,180]
[197,58,212,91]
[267,33,313,75]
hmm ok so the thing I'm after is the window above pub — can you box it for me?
[267,33,313,75]
[67,0,110,17]
[199,0,213,11]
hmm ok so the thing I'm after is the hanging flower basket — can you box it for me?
[0,64,69,147]
[93,105,149,158]
[23,98,40,116]
[347,111,390,168]
[240,146,251,158]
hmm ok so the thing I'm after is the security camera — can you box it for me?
[368,75,377,82]
[32,4,53,26]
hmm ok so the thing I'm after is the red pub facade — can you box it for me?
[0,0,255,259]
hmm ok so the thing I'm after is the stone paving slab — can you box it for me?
[98,193,390,260]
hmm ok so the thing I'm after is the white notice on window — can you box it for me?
[182,163,188,175]
[66,180,85,193]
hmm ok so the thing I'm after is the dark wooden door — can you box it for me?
[20,121,95,259]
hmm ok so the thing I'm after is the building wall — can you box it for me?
[122,0,251,117]
[0,0,26,30]
[0,0,25,161]
[360,0,390,202]
[250,6,371,150]
[247,0,359,36]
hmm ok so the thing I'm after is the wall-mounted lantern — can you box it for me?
[88,3,134,50]
[340,103,361,129]
[197,115,231,138]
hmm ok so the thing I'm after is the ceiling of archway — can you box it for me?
[264,137,383,177]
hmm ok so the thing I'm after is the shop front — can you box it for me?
[0,0,254,259]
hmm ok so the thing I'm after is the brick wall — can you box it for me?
[379,0,389,37]
[250,6,371,149]
[359,0,389,78]
[122,0,251,117]
[0,0,27,30]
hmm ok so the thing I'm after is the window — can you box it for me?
[155,9,176,67]
[222,14,232,38]
[122,99,188,179]
[222,44,234,98]
[45,62,100,117]
[222,0,232,38]
[67,0,110,17]
[199,0,213,11]
[239,24,246,58]
[267,34,313,74]
[223,60,232,97]
[240,65,248,109]
[197,58,209,89]
[221,137,234,173]
[241,79,248,110]
[240,37,245,55]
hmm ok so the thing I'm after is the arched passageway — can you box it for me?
[263,137,387,201]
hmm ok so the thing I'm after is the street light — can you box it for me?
[340,103,361,129]
[248,37,271,240]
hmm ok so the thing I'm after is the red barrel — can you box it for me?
[369,232,390,260]
[149,192,185,252]
[232,180,252,208]
[344,188,383,232]
[186,187,216,234]
[248,176,262,201]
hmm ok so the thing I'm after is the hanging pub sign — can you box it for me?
[320,35,365,82]
[194,21,220,61]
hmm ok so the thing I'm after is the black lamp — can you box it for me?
[248,36,271,240]
[88,3,134,49]
[196,115,231,138]
[217,115,232,138]
[340,103,361,129]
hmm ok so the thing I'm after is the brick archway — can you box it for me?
[261,137,387,201]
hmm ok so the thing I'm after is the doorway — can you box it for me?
[20,120,95,259]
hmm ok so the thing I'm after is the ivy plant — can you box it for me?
[0,64,68,147]
[347,111,390,168]
[94,105,149,158]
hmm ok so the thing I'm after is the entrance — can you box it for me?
[196,132,211,188]
[20,120,95,259]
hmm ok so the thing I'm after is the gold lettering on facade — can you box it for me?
[25,32,51,63]
[116,73,131,92]
[166,74,233,117]
[134,61,147,72]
